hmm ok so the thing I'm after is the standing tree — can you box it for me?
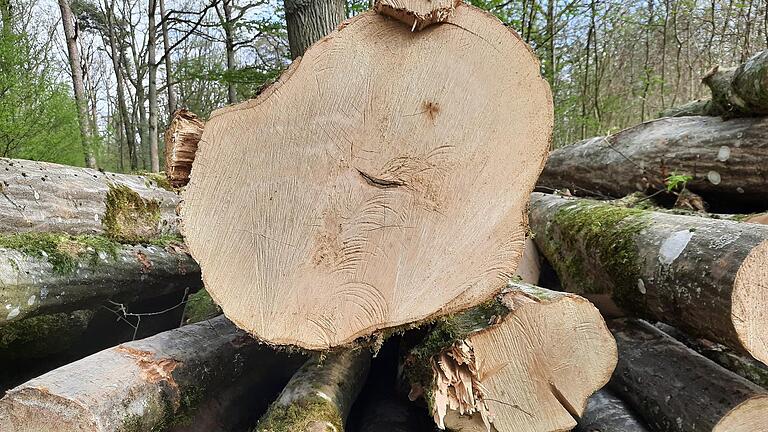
[283,0,345,58]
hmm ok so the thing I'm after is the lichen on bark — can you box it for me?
[103,183,162,243]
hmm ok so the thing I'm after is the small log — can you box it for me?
[658,99,715,118]
[655,322,768,388]
[403,281,616,432]
[537,116,768,208]
[0,158,179,239]
[255,350,371,432]
[374,0,460,30]
[164,109,205,188]
[573,390,649,432]
[182,3,552,350]
[529,192,768,364]
[609,319,768,432]
[0,315,305,431]
[0,238,199,326]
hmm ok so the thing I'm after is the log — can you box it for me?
[609,319,768,432]
[0,158,180,240]
[658,99,715,118]
[0,315,305,431]
[655,322,768,388]
[164,109,205,188]
[182,3,552,349]
[703,50,768,117]
[402,281,616,432]
[255,350,371,432]
[573,390,649,432]
[537,116,768,209]
[529,192,768,364]
[0,237,199,326]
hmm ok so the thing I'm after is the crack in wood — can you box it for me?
[356,168,406,189]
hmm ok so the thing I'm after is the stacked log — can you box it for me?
[574,390,649,432]
[528,192,768,364]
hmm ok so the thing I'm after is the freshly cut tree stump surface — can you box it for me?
[537,116,768,208]
[182,4,552,349]
[609,319,768,432]
[0,158,180,238]
[0,315,305,432]
[574,390,649,432]
[403,281,616,432]
[529,192,768,365]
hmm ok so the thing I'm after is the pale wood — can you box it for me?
[165,109,204,188]
[0,158,180,236]
[0,315,305,432]
[403,282,616,432]
[255,350,371,431]
[514,238,540,284]
[609,319,768,432]
[374,0,461,30]
[182,5,552,349]
[537,116,768,208]
[529,192,768,365]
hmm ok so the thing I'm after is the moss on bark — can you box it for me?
[0,232,119,274]
[254,395,343,432]
[103,184,162,243]
[183,289,221,324]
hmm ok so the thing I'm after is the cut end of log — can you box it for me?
[374,0,461,31]
[733,239,768,364]
[0,388,97,432]
[713,395,768,432]
[164,109,205,188]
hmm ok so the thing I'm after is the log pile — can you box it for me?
[1,1,767,432]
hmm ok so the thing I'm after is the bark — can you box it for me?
[164,109,204,188]
[158,0,176,115]
[528,192,768,365]
[703,50,768,117]
[537,116,768,209]
[573,390,650,432]
[374,0,460,30]
[403,282,616,432]
[655,322,768,389]
[57,0,97,169]
[283,0,345,58]
[255,350,371,432]
[609,319,768,432]
[220,0,237,104]
[658,98,715,117]
[148,0,160,172]
[0,239,199,326]
[0,157,179,237]
[0,315,306,432]
[182,5,553,349]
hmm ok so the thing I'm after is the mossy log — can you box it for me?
[655,322,768,388]
[0,315,305,432]
[255,350,371,432]
[537,116,768,209]
[0,237,199,326]
[573,390,649,432]
[529,192,768,364]
[0,158,179,240]
[164,109,204,188]
[609,319,768,432]
[402,281,616,432]
[658,99,716,118]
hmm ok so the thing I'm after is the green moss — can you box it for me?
[0,232,119,274]
[118,384,206,432]
[254,395,343,432]
[137,171,175,192]
[545,200,650,306]
[183,289,221,324]
[0,310,93,358]
[103,184,162,243]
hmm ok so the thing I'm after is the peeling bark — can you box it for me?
[0,315,305,432]
[609,319,768,432]
[529,192,768,365]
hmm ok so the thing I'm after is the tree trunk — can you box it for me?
[221,0,237,104]
[0,315,305,432]
[57,0,97,169]
[182,5,553,350]
[148,0,160,172]
[528,192,768,364]
[0,158,179,237]
[703,50,768,116]
[158,0,176,115]
[609,319,768,432]
[655,322,768,388]
[255,350,371,431]
[537,116,768,209]
[0,0,11,36]
[402,282,616,432]
[283,0,345,58]
[164,109,204,188]
[573,390,650,432]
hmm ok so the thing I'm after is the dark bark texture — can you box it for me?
[574,390,649,432]
[283,0,345,59]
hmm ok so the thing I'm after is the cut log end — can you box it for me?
[374,0,461,30]
[733,239,768,364]
[714,396,768,432]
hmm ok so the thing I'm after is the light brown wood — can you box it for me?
[182,5,552,350]
[164,109,204,188]
[404,282,616,432]
[514,238,540,284]
[374,0,461,30]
